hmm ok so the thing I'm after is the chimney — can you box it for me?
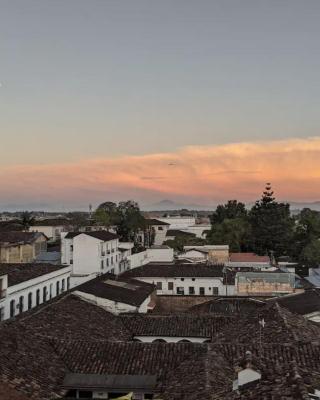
[233,350,261,391]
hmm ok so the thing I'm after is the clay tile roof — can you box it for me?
[0,263,69,286]
[0,231,46,245]
[166,229,195,237]
[269,289,320,316]
[188,297,266,315]
[230,252,270,263]
[65,230,119,241]
[121,262,226,278]
[76,274,155,307]
[145,219,170,226]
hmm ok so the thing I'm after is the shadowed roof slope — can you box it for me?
[76,274,155,307]
[0,263,69,286]
[65,230,118,241]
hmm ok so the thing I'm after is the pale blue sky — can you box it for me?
[0,0,320,167]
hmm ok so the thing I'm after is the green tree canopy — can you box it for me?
[20,211,35,231]
[300,239,320,267]
[206,217,251,252]
[210,200,247,225]
[249,183,294,257]
[116,200,146,242]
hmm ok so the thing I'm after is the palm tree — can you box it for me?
[20,211,35,231]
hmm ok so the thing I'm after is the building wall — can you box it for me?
[30,225,65,241]
[158,217,196,230]
[153,295,214,313]
[131,276,234,296]
[153,225,169,245]
[61,233,120,276]
[0,236,47,263]
[0,267,71,321]
[237,281,294,296]
[134,335,208,343]
[146,247,174,263]
[74,290,152,315]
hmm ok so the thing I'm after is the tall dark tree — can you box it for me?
[116,200,146,242]
[20,211,35,231]
[249,183,294,257]
[94,201,119,228]
[210,200,247,225]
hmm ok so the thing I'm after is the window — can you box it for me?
[43,286,47,302]
[10,300,15,318]
[199,287,205,295]
[62,279,65,291]
[28,292,33,310]
[180,278,184,281]
[56,281,60,296]
[36,289,40,305]
[189,287,195,295]
[156,282,162,290]
[168,282,174,291]
[18,296,24,313]
[78,391,93,398]
[177,287,184,295]
[70,259,73,264]
[158,226,163,230]
[67,277,70,290]
[111,256,113,265]
[212,287,219,296]
[106,258,109,267]
[192,278,195,281]
[70,245,73,252]
[101,260,104,270]
[49,283,53,299]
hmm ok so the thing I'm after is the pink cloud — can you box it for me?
[1,137,320,208]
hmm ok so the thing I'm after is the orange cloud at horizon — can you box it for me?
[1,137,320,207]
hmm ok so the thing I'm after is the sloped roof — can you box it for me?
[65,230,119,241]
[145,218,170,226]
[0,231,46,245]
[76,274,155,307]
[230,252,270,263]
[271,289,320,316]
[121,262,226,278]
[0,263,69,286]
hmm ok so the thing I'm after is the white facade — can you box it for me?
[180,224,211,238]
[157,216,196,230]
[0,266,71,321]
[134,335,209,343]
[146,247,174,263]
[74,290,152,315]
[30,225,66,241]
[132,276,235,296]
[177,249,208,262]
[61,232,120,287]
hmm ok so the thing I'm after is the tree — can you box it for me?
[206,217,251,252]
[300,239,320,267]
[249,183,294,257]
[116,200,146,242]
[210,200,247,225]
[20,211,35,231]
[94,201,119,228]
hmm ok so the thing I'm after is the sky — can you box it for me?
[0,0,320,210]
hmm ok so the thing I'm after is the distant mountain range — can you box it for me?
[143,199,320,212]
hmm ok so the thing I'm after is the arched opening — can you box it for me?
[152,339,167,343]
[178,339,191,343]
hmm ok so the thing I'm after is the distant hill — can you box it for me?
[143,199,320,212]
[142,199,215,211]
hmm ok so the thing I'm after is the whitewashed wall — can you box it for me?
[1,266,71,321]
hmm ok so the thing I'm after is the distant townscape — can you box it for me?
[1,184,320,399]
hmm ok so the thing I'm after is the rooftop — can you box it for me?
[121,262,228,278]
[166,229,196,237]
[268,289,320,316]
[0,263,69,286]
[75,274,155,307]
[0,231,46,245]
[229,252,270,263]
[145,218,170,226]
[64,230,119,241]
[33,218,71,227]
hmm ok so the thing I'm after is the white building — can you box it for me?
[227,253,273,271]
[0,263,71,321]
[157,216,196,230]
[61,231,120,287]
[137,219,170,247]
[121,262,235,296]
[30,218,72,242]
[74,274,156,315]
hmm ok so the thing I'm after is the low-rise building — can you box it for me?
[227,252,274,271]
[30,218,72,242]
[137,219,170,247]
[121,262,235,296]
[181,245,229,264]
[0,262,71,321]
[235,271,296,296]
[61,230,120,286]
[74,273,156,314]
[0,231,48,263]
